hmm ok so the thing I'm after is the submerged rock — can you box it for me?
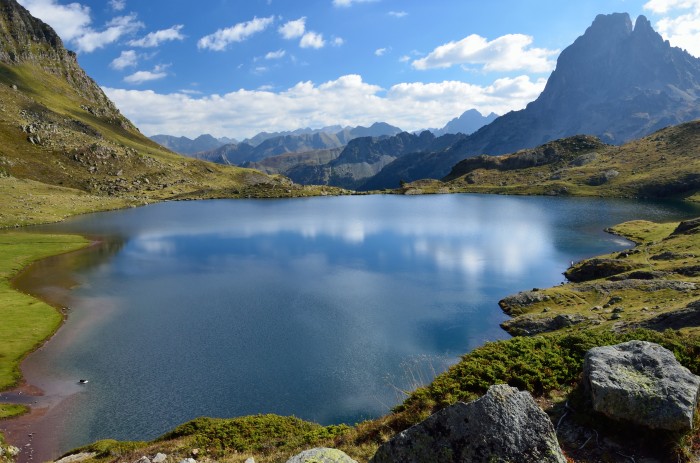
[285,448,357,463]
[583,340,700,431]
[369,384,566,463]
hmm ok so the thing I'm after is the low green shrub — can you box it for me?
[161,415,350,457]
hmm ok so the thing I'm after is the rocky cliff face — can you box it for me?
[364,13,700,189]
[0,0,134,129]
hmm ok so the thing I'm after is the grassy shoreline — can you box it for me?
[0,233,89,419]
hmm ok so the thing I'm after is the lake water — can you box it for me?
[13,194,700,453]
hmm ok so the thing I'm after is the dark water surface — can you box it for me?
[15,194,700,452]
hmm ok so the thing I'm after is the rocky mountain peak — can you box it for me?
[0,0,65,64]
[588,12,633,38]
[0,0,133,129]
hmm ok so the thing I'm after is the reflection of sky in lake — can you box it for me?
[26,194,700,450]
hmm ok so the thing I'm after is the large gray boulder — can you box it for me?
[285,448,357,463]
[583,340,700,431]
[370,384,566,463]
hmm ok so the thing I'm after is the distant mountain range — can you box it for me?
[149,13,700,193]
[149,134,232,155]
[179,122,404,166]
[429,109,499,137]
[149,122,404,157]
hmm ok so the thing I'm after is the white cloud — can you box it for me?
[17,0,143,53]
[399,55,410,63]
[412,33,558,73]
[129,25,185,47]
[198,16,274,51]
[265,49,286,60]
[109,0,125,11]
[124,64,169,84]
[332,37,345,46]
[104,74,545,139]
[644,0,700,13]
[388,11,408,18]
[375,47,388,56]
[300,31,325,49]
[17,0,91,41]
[332,0,377,6]
[110,49,138,69]
[73,13,143,53]
[278,17,306,39]
[644,0,700,56]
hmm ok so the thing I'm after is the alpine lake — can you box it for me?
[10,194,700,453]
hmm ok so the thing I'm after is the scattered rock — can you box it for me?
[587,169,620,186]
[498,290,551,314]
[54,453,98,463]
[638,299,700,331]
[136,457,151,463]
[244,458,255,463]
[152,453,167,463]
[671,217,700,236]
[565,258,644,282]
[577,279,697,294]
[501,313,593,336]
[369,384,566,463]
[285,448,357,463]
[651,251,695,261]
[177,459,196,463]
[583,340,700,432]
[608,270,671,281]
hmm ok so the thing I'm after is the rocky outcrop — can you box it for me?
[0,0,135,130]
[501,313,594,336]
[564,258,644,282]
[370,384,566,463]
[638,300,700,331]
[583,341,700,432]
[498,289,551,314]
[285,448,357,463]
[672,217,700,236]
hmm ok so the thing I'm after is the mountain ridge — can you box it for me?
[360,12,700,190]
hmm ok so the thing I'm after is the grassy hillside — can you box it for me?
[0,63,345,229]
[394,122,700,201]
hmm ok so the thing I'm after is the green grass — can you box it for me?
[0,403,27,420]
[398,123,700,201]
[0,232,88,390]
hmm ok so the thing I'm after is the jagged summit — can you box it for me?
[0,0,64,64]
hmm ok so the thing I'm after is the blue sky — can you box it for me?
[17,0,700,139]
